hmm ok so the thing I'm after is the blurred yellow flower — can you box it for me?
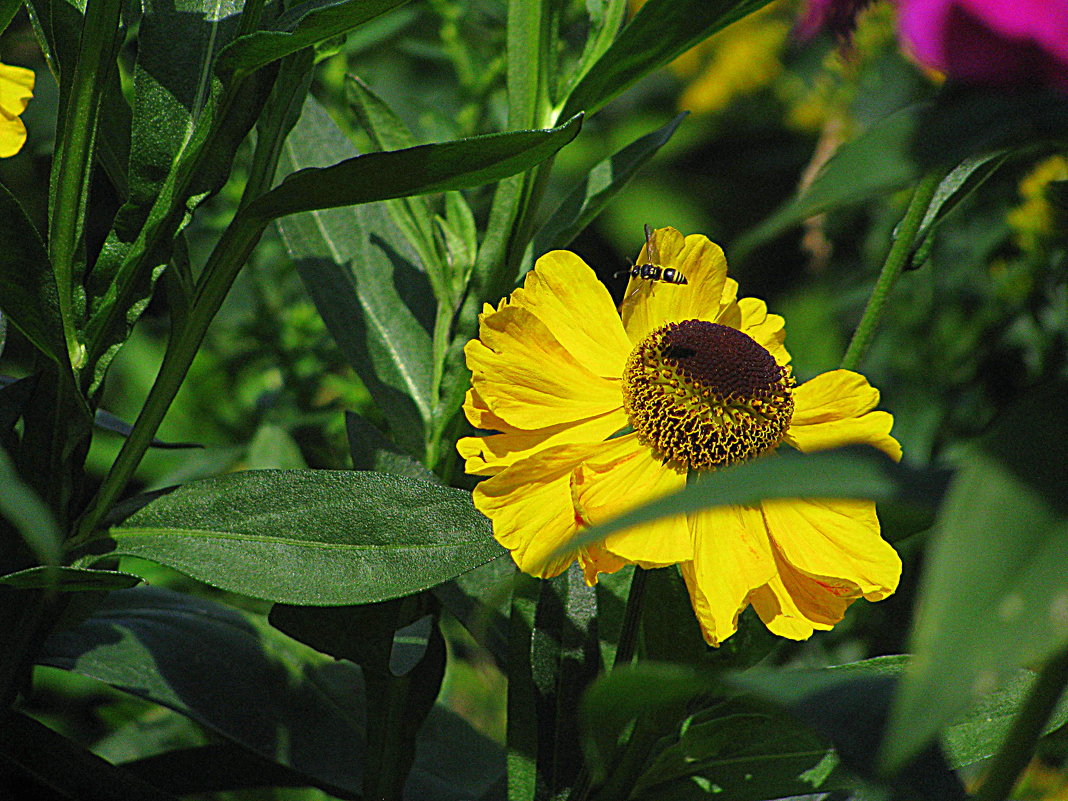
[0,62,34,158]
[1007,154,1068,253]
[459,228,901,646]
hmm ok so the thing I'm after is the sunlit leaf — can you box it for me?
[77,469,504,604]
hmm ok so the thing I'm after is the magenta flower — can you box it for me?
[898,0,1068,91]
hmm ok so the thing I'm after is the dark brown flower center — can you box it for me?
[621,320,794,470]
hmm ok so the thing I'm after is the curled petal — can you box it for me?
[787,369,901,459]
[760,497,901,601]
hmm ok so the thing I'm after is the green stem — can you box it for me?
[973,647,1068,801]
[839,170,943,371]
[73,214,268,543]
[49,0,124,369]
[614,566,648,668]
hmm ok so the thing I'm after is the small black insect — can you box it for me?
[622,225,689,286]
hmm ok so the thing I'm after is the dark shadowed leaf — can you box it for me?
[0,565,141,591]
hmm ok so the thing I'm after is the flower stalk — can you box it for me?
[840,169,944,371]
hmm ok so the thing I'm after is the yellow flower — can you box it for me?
[0,62,34,158]
[459,228,902,646]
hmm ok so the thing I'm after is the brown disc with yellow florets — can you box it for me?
[621,319,795,471]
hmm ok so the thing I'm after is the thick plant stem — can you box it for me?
[973,647,1068,801]
[840,170,943,371]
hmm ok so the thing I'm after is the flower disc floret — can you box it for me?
[621,319,795,470]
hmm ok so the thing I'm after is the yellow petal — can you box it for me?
[509,250,633,378]
[458,404,629,476]
[0,64,34,118]
[473,442,607,578]
[735,297,790,366]
[466,305,623,429]
[682,503,777,646]
[579,545,629,585]
[760,497,901,601]
[786,370,901,459]
[0,113,27,158]
[571,433,690,566]
[750,543,862,640]
[621,228,731,343]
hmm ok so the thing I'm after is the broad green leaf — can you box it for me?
[559,0,777,121]
[275,96,434,455]
[0,710,177,801]
[245,423,308,470]
[0,445,62,568]
[0,565,141,591]
[883,383,1068,771]
[216,0,411,77]
[345,411,437,482]
[632,709,852,801]
[532,112,686,254]
[732,103,925,260]
[77,469,505,604]
[246,112,584,221]
[562,446,942,555]
[0,183,67,365]
[38,586,505,800]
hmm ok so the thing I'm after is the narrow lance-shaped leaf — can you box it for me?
[559,0,776,121]
[246,112,584,222]
[0,183,67,365]
[533,112,687,254]
[74,469,505,605]
[216,0,412,77]
[0,444,62,568]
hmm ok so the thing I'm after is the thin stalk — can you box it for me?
[840,170,943,371]
[72,214,268,543]
[48,0,124,368]
[614,566,648,668]
[973,647,1068,801]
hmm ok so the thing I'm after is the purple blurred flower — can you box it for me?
[796,0,877,41]
[898,0,1068,91]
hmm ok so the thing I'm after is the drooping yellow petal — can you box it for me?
[473,442,607,578]
[466,305,623,429]
[621,228,731,343]
[508,250,633,378]
[682,503,777,646]
[750,546,859,641]
[0,64,33,159]
[458,402,629,476]
[571,432,690,567]
[760,497,901,601]
[786,370,900,459]
[579,545,629,585]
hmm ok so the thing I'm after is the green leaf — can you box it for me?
[38,586,504,800]
[0,0,21,36]
[78,469,505,604]
[562,446,942,556]
[0,444,62,568]
[216,0,411,77]
[0,182,67,365]
[0,710,178,801]
[275,97,434,455]
[910,150,1009,258]
[559,0,777,120]
[532,112,687,254]
[883,382,1068,771]
[733,103,925,260]
[0,566,141,591]
[245,423,308,470]
[247,112,584,221]
[345,411,437,482]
